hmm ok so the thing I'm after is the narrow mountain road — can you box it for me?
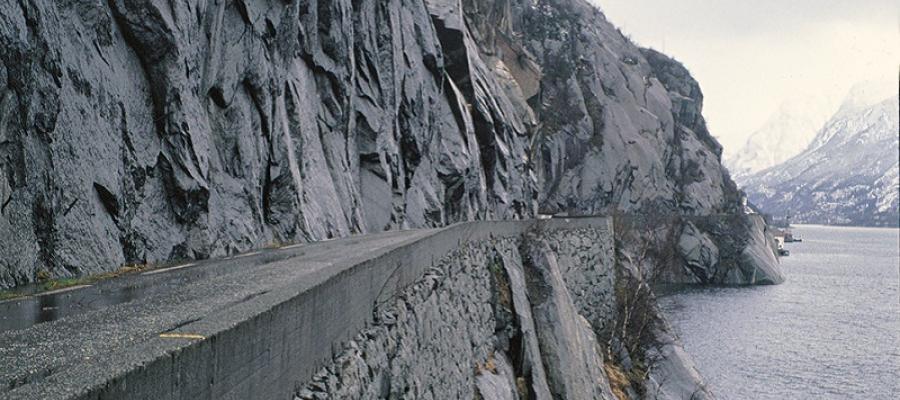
[0,227,437,396]
[0,229,432,333]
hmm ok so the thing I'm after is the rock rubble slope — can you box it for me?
[0,0,772,287]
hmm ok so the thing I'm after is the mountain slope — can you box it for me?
[742,95,900,226]
[726,98,836,182]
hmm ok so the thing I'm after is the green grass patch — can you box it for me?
[0,291,24,301]
[42,278,89,292]
[0,263,156,301]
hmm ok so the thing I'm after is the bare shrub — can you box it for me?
[607,209,681,396]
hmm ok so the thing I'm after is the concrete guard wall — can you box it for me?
[18,218,610,400]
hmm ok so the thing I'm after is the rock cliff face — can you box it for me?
[0,1,784,398]
[0,0,530,286]
[0,0,763,289]
[0,1,771,287]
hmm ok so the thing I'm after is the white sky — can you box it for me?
[593,0,900,152]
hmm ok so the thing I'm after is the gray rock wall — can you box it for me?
[0,0,538,288]
[296,240,506,400]
[614,212,782,286]
[296,222,618,400]
[500,1,740,216]
[681,214,784,285]
[643,322,714,400]
[0,0,773,289]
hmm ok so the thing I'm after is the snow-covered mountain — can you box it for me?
[741,93,899,227]
[725,97,838,182]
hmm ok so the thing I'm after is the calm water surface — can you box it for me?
[659,225,900,400]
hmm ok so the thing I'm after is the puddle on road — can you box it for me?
[1,283,145,333]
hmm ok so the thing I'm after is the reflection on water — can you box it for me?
[0,246,298,333]
[660,225,900,400]
[38,294,58,323]
[1,284,142,333]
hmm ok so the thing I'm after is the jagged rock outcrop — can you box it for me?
[675,215,784,285]
[678,221,720,281]
[0,0,538,287]
[614,212,783,287]
[0,0,776,291]
[520,233,614,399]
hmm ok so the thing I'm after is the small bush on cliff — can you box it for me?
[604,361,632,400]
[609,209,680,397]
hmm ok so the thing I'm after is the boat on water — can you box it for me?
[780,229,802,242]
[784,231,802,243]
[773,235,790,256]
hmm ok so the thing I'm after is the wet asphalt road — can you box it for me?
[0,228,439,396]
[0,229,433,333]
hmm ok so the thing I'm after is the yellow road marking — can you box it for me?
[142,263,196,276]
[38,285,92,296]
[234,251,261,259]
[159,333,206,340]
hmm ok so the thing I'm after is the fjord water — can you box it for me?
[660,225,900,399]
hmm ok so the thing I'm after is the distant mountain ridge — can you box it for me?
[741,93,899,227]
[726,97,837,182]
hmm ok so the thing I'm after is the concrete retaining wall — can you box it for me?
[4,218,614,400]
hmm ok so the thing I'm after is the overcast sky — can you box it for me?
[593,0,899,152]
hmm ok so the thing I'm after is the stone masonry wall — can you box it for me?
[296,239,507,400]
[541,224,618,339]
[296,222,618,400]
